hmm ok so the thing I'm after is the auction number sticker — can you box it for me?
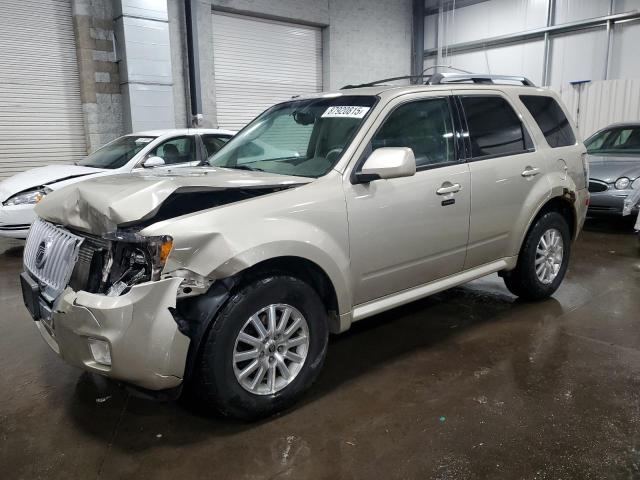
[322,106,370,118]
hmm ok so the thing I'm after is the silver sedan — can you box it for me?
[585,122,640,216]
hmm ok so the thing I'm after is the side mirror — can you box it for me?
[354,147,416,183]
[142,156,165,168]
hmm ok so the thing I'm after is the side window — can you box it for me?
[460,95,532,158]
[520,95,576,148]
[372,98,456,168]
[202,134,231,157]
[613,129,633,146]
[147,136,195,165]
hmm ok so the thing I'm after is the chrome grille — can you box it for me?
[69,232,110,293]
[24,218,84,301]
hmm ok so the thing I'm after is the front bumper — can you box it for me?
[24,274,190,390]
[0,203,36,238]
[588,190,636,216]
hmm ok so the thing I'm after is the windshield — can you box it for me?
[207,95,377,177]
[585,126,640,155]
[78,135,157,169]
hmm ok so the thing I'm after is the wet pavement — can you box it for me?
[1,219,639,479]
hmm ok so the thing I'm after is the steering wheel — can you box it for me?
[325,147,344,163]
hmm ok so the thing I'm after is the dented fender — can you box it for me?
[141,171,353,315]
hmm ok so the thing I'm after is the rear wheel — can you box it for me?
[191,275,328,420]
[503,211,571,300]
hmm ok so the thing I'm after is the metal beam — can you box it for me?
[411,0,425,82]
[604,0,615,80]
[424,9,640,58]
[541,0,555,86]
[185,0,203,125]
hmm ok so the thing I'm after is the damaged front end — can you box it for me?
[25,168,312,392]
[69,229,174,297]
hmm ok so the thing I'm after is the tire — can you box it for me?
[191,275,329,420]
[503,211,571,301]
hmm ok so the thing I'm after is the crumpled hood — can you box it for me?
[35,167,312,234]
[587,154,640,183]
[0,164,104,202]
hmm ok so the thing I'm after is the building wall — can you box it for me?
[68,0,414,136]
[168,0,190,127]
[71,0,123,151]
[183,0,414,127]
[560,79,640,138]
[324,0,413,90]
[424,0,640,89]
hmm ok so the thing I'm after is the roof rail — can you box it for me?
[427,73,536,86]
[341,75,425,89]
[340,71,536,90]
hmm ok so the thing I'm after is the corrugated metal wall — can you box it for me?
[424,0,640,90]
[211,12,323,131]
[0,0,87,179]
[559,79,640,139]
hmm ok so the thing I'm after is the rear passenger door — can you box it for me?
[457,92,545,269]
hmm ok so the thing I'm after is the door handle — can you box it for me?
[521,166,541,177]
[436,183,461,195]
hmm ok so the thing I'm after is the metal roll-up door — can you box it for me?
[212,12,323,131]
[0,0,87,179]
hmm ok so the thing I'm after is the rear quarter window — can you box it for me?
[460,95,533,159]
[520,95,576,148]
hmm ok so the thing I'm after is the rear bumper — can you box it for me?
[575,188,589,235]
[26,275,190,391]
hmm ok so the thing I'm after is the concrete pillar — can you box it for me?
[114,0,176,132]
[71,0,123,152]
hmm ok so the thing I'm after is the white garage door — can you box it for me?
[212,12,323,131]
[0,0,87,179]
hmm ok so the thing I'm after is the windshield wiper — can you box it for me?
[220,164,266,172]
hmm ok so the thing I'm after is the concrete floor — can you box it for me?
[1,220,639,479]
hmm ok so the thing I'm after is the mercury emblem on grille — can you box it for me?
[35,239,50,270]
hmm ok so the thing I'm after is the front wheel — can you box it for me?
[503,211,571,300]
[191,275,329,420]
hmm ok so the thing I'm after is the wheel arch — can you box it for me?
[517,190,578,257]
[231,256,342,333]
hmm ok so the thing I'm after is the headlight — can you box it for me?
[102,231,173,296]
[632,177,640,189]
[3,187,52,206]
[614,177,631,190]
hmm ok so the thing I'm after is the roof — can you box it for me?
[294,83,553,102]
[129,128,237,137]
[598,122,640,129]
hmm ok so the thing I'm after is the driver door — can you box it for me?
[344,93,471,305]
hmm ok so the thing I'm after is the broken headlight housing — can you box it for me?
[101,232,173,296]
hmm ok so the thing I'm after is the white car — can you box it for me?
[0,128,235,238]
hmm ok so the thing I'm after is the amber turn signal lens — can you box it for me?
[160,238,173,263]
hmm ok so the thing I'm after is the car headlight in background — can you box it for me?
[3,187,52,206]
[614,177,631,190]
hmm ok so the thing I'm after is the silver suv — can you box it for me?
[20,74,588,419]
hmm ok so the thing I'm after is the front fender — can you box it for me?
[141,175,352,315]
